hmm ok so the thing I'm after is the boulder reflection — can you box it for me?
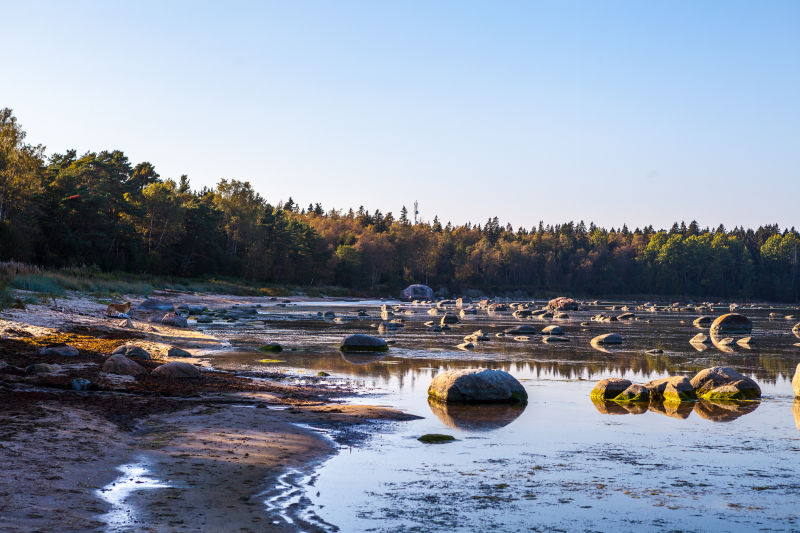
[793,400,800,431]
[428,399,525,430]
[340,353,387,365]
[592,398,760,422]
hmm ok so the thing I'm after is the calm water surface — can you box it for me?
[200,299,800,532]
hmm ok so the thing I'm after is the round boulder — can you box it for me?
[591,333,623,345]
[792,363,800,398]
[151,361,201,379]
[161,312,188,328]
[540,325,564,336]
[690,366,761,400]
[112,344,151,360]
[340,334,388,353]
[167,347,192,357]
[39,344,79,357]
[793,323,800,339]
[613,384,649,402]
[102,354,146,377]
[428,369,527,404]
[547,297,579,311]
[709,313,752,336]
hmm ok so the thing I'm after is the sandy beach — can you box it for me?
[0,293,418,532]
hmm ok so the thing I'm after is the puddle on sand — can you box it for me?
[199,299,800,531]
[95,459,171,531]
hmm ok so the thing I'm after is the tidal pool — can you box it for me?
[201,299,800,531]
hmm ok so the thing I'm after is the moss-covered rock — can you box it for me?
[418,433,455,443]
[590,378,631,401]
[258,343,283,353]
[699,382,761,401]
[613,384,649,403]
[691,366,761,399]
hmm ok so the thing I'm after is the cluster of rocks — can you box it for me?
[591,366,762,405]
[102,344,202,379]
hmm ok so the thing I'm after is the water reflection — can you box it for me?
[339,353,387,365]
[592,398,760,422]
[427,399,526,430]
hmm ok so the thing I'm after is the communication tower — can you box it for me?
[413,200,419,225]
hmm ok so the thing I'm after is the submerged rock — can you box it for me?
[340,334,388,353]
[151,361,201,379]
[259,343,283,353]
[428,369,527,404]
[112,344,151,360]
[102,354,146,376]
[505,325,538,335]
[25,363,60,374]
[709,313,752,336]
[591,333,623,345]
[690,366,761,400]
[39,344,79,357]
[417,433,455,444]
[590,378,631,401]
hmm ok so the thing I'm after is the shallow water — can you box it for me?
[201,299,800,532]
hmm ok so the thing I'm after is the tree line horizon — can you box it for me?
[1,108,798,301]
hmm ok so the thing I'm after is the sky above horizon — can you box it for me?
[2,0,798,231]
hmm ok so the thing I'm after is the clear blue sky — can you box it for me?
[2,0,798,230]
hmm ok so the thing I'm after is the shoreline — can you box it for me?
[0,293,419,532]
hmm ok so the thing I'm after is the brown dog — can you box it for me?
[106,301,132,317]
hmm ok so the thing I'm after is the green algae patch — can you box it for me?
[510,391,528,405]
[418,434,456,444]
[663,390,696,403]
[258,358,285,364]
[700,389,760,401]
[317,371,330,377]
[612,393,648,403]
[258,343,283,353]
[589,390,607,402]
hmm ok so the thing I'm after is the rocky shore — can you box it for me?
[0,294,418,532]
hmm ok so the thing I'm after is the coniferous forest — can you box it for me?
[1,108,797,301]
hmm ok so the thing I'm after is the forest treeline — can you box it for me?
[1,108,797,301]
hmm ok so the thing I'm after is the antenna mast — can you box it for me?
[413,200,419,225]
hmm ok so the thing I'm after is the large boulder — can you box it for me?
[340,334,388,353]
[547,297,579,311]
[793,323,800,339]
[428,369,527,404]
[709,313,752,336]
[39,344,79,357]
[644,376,695,402]
[440,313,460,325]
[591,333,623,345]
[151,361,201,379]
[690,366,761,400]
[112,344,151,360]
[540,325,564,336]
[400,284,434,301]
[793,363,800,398]
[102,354,146,376]
[505,325,539,335]
[161,312,188,328]
[590,378,631,401]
